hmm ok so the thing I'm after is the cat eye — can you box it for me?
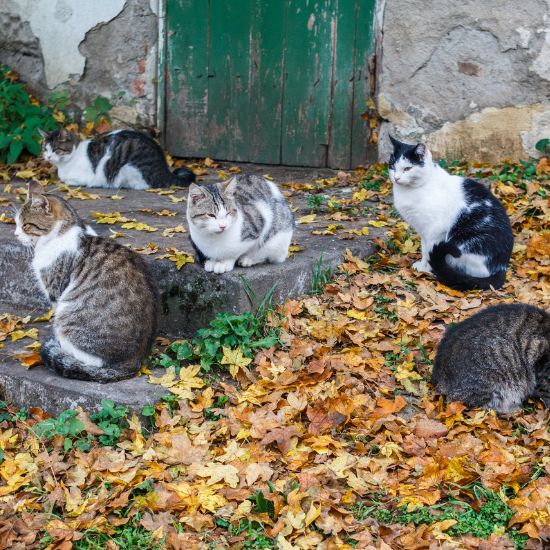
[403,167,412,172]
[229,209,237,215]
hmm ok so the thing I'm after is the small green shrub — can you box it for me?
[83,96,113,127]
[157,311,280,372]
[0,65,58,164]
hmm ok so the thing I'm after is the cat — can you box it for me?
[14,182,158,382]
[388,136,513,290]
[432,303,550,413]
[39,128,195,189]
[187,175,294,274]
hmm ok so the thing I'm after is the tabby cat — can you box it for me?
[388,136,513,290]
[432,304,550,413]
[187,175,294,273]
[39,128,195,189]
[15,182,158,382]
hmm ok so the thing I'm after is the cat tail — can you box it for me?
[172,167,196,186]
[428,242,506,291]
[40,337,138,383]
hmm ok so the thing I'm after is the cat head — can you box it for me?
[38,128,80,164]
[388,136,433,187]
[187,179,238,234]
[15,182,83,246]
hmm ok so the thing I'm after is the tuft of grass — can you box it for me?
[228,519,275,549]
[310,255,334,294]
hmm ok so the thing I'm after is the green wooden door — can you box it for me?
[163,0,376,168]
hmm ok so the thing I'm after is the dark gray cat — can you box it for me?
[15,183,158,382]
[432,304,550,413]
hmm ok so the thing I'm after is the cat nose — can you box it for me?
[219,224,226,231]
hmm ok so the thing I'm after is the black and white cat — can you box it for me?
[388,136,513,290]
[39,128,195,189]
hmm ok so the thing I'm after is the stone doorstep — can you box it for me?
[0,165,382,413]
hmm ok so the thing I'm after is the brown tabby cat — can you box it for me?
[14,182,158,382]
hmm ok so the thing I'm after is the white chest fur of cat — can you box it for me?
[393,165,464,272]
[187,175,294,274]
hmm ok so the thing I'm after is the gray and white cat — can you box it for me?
[187,175,294,274]
[432,304,550,413]
[39,128,195,189]
[388,136,513,290]
[15,182,158,382]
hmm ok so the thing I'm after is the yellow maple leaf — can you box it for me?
[170,365,205,399]
[220,346,252,378]
[10,328,38,342]
[157,248,194,269]
[120,221,158,232]
[368,220,388,227]
[33,310,54,322]
[92,211,133,224]
[162,225,187,238]
[297,214,317,224]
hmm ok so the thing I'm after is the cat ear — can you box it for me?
[37,128,49,141]
[188,183,206,204]
[415,143,427,158]
[28,183,50,211]
[58,128,70,140]
[221,177,238,196]
[389,135,401,149]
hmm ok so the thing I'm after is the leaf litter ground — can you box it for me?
[0,157,548,549]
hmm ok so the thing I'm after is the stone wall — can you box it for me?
[0,0,159,127]
[2,0,549,161]
[376,0,550,161]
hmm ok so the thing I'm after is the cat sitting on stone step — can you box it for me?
[388,136,513,291]
[40,128,195,189]
[432,303,550,413]
[14,182,158,382]
[187,175,294,274]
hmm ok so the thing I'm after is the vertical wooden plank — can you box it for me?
[327,0,357,168]
[207,0,251,161]
[248,1,286,164]
[282,0,335,167]
[351,0,376,167]
[165,0,209,158]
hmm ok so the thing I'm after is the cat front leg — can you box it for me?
[412,238,433,273]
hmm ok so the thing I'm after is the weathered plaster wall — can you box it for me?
[377,0,550,161]
[0,0,158,126]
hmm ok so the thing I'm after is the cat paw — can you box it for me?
[205,260,234,274]
[413,260,432,273]
[238,256,260,267]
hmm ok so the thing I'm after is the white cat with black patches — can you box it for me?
[39,128,195,189]
[388,136,513,290]
[187,175,294,274]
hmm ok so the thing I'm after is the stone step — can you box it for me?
[0,303,167,415]
[0,165,382,414]
[0,166,381,338]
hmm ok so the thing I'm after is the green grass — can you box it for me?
[38,514,164,550]
[310,255,334,294]
[351,487,528,549]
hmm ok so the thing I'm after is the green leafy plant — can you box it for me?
[306,193,328,212]
[83,96,113,127]
[155,287,281,372]
[0,65,58,164]
[90,400,129,446]
[160,311,280,372]
[535,138,549,154]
